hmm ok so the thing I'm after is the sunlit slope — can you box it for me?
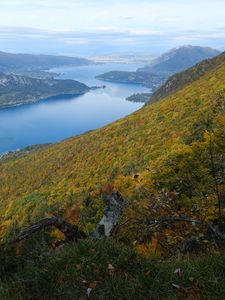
[0,59,225,233]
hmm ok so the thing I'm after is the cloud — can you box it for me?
[62,38,90,45]
[129,29,163,36]
[0,0,225,33]
[0,0,225,54]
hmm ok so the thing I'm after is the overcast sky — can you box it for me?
[0,0,225,55]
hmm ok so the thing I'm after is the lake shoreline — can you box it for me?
[0,63,146,154]
[0,86,107,110]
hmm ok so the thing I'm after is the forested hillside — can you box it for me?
[0,72,90,108]
[0,52,224,299]
[0,51,224,238]
[0,73,90,109]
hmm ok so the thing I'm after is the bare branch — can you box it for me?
[145,216,225,240]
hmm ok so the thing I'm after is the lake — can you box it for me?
[0,63,149,154]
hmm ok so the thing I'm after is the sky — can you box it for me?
[0,0,225,56]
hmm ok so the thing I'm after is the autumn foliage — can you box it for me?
[0,54,224,257]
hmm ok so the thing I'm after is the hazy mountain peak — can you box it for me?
[140,45,220,75]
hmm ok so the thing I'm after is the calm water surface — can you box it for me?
[0,63,149,153]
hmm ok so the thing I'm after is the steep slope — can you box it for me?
[149,51,225,102]
[0,52,224,240]
[0,72,90,109]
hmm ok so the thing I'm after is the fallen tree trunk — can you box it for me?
[11,192,126,244]
[12,216,86,244]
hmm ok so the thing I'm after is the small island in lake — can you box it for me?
[126,93,152,103]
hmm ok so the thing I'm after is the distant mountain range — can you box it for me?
[96,46,220,101]
[0,46,221,109]
[0,72,91,109]
[0,51,93,74]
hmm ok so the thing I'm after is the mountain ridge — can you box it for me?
[148,50,225,103]
[0,51,93,73]
[139,45,220,75]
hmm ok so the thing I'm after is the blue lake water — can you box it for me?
[0,63,149,153]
